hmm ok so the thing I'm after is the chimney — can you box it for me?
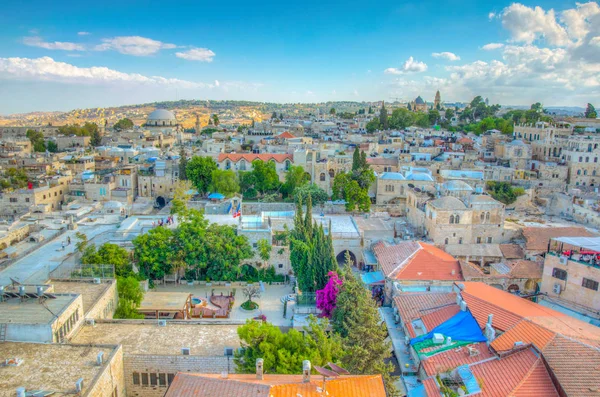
[19,286,25,301]
[16,388,25,397]
[36,286,44,296]
[487,314,493,327]
[302,360,311,383]
[97,352,104,366]
[256,358,264,380]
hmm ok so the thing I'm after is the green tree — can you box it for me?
[170,180,193,216]
[257,239,271,266]
[271,112,278,120]
[368,106,373,114]
[415,113,430,128]
[428,109,440,125]
[178,146,188,180]
[379,102,388,129]
[46,141,58,153]
[81,242,132,277]
[330,107,336,115]
[344,180,371,212]
[294,183,328,205]
[186,156,218,195]
[389,108,415,130]
[212,114,220,126]
[114,276,144,319]
[486,181,525,204]
[530,102,543,112]
[366,118,380,133]
[282,165,309,198]
[585,103,597,119]
[251,160,281,194]
[133,227,175,281]
[234,316,344,374]
[202,224,253,280]
[445,108,455,121]
[210,169,239,197]
[113,118,134,131]
[26,129,46,152]
[332,259,398,395]
[75,231,89,253]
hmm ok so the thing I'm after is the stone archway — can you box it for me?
[336,250,357,266]
[490,283,504,290]
[156,196,166,208]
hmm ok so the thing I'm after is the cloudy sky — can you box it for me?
[0,0,598,113]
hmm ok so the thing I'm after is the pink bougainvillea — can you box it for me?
[316,271,343,318]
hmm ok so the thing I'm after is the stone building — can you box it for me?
[217,153,293,182]
[0,179,70,217]
[410,96,428,112]
[494,139,532,168]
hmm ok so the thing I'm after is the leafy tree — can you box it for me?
[46,141,58,153]
[202,224,253,280]
[75,231,89,253]
[366,118,380,133]
[186,156,217,195]
[81,242,132,277]
[170,180,193,216]
[26,129,46,152]
[344,180,371,212]
[332,257,398,396]
[389,108,415,130]
[212,114,220,126]
[445,108,455,121]
[133,227,175,281]
[332,172,352,201]
[58,122,98,138]
[368,106,373,114]
[271,112,278,120]
[316,271,342,318]
[379,102,388,129]
[257,239,271,266]
[234,316,344,374]
[585,103,597,119]
[415,113,430,128]
[178,147,188,180]
[113,118,134,131]
[294,183,328,205]
[251,160,281,194]
[114,276,144,319]
[428,109,440,125]
[282,165,309,198]
[210,169,239,197]
[530,102,543,113]
[329,107,336,115]
[486,181,525,204]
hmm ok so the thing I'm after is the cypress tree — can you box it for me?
[304,193,313,239]
[352,146,361,171]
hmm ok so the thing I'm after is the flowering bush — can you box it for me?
[316,271,343,318]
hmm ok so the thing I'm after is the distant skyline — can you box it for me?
[0,0,598,114]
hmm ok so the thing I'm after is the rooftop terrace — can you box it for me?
[0,293,79,324]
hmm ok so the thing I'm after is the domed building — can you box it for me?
[411,96,428,113]
[146,109,177,127]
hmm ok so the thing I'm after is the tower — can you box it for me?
[434,90,441,110]
[195,113,201,134]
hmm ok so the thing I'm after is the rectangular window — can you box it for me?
[487,237,493,243]
[150,373,158,386]
[141,373,149,386]
[476,237,482,244]
[25,198,30,202]
[158,373,167,386]
[133,373,140,385]
[582,278,599,291]
[167,373,175,385]
[552,268,567,280]
[9,198,17,203]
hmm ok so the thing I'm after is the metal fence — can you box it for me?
[53,262,115,279]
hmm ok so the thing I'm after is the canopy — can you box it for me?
[208,192,225,200]
[410,310,487,346]
[361,271,385,285]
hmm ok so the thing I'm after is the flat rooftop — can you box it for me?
[139,292,191,312]
[0,342,117,397]
[352,216,394,232]
[71,323,240,355]
[312,215,359,234]
[49,280,113,314]
[0,293,78,324]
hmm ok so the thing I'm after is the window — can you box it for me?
[9,198,17,203]
[168,374,176,385]
[449,215,455,224]
[329,169,335,178]
[278,264,283,268]
[552,268,567,280]
[444,238,449,244]
[487,237,493,243]
[454,214,460,223]
[25,198,29,202]
[459,237,463,244]
[158,373,167,386]
[141,373,149,386]
[320,173,326,181]
[582,278,599,291]
[485,212,490,221]
[133,373,140,385]
[480,212,485,222]
[477,237,482,244]
[150,373,158,386]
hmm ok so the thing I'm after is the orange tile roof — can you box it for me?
[420,305,461,332]
[508,260,543,279]
[393,293,458,337]
[422,377,440,397]
[217,153,293,163]
[491,320,555,353]
[421,342,494,376]
[277,131,296,139]
[164,373,386,397]
[511,358,560,397]
[499,244,525,259]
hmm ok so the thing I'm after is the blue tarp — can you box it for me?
[208,192,225,199]
[360,271,385,285]
[410,310,487,345]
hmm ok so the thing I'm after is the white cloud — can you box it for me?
[560,2,600,41]
[214,80,220,87]
[482,43,505,50]
[431,52,461,61]
[175,48,215,62]
[95,36,176,56]
[488,12,496,20]
[0,56,213,88]
[501,3,570,46]
[77,31,91,36]
[385,56,428,74]
[23,36,85,51]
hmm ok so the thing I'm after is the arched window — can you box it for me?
[486,212,490,221]
[480,212,485,222]
[593,170,597,176]
[584,170,588,176]
[444,238,449,245]
[329,169,335,178]
[307,153,313,162]
[285,160,291,171]
[455,214,460,223]
[577,169,582,175]
[225,160,231,170]
[239,160,246,171]
[320,173,326,181]
[449,215,455,224]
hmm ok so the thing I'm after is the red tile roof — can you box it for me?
[393,293,457,338]
[512,358,560,397]
[164,373,387,397]
[420,305,461,333]
[217,153,293,163]
[422,377,441,397]
[499,244,525,259]
[421,342,494,376]
[522,227,597,252]
[491,320,555,353]
[374,241,463,281]
[277,132,296,139]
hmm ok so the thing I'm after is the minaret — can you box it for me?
[195,113,201,135]
[434,91,441,110]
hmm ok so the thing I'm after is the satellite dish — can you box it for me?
[314,366,339,378]
[327,363,350,375]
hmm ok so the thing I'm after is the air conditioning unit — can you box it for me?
[85,318,95,326]
[394,314,400,323]
[559,256,568,265]
[158,320,167,327]
[553,283,562,295]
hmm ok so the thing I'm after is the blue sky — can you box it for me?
[0,0,598,113]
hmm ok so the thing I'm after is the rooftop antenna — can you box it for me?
[314,364,347,394]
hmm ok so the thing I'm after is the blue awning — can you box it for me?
[208,192,225,199]
[361,271,385,285]
[410,310,487,345]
